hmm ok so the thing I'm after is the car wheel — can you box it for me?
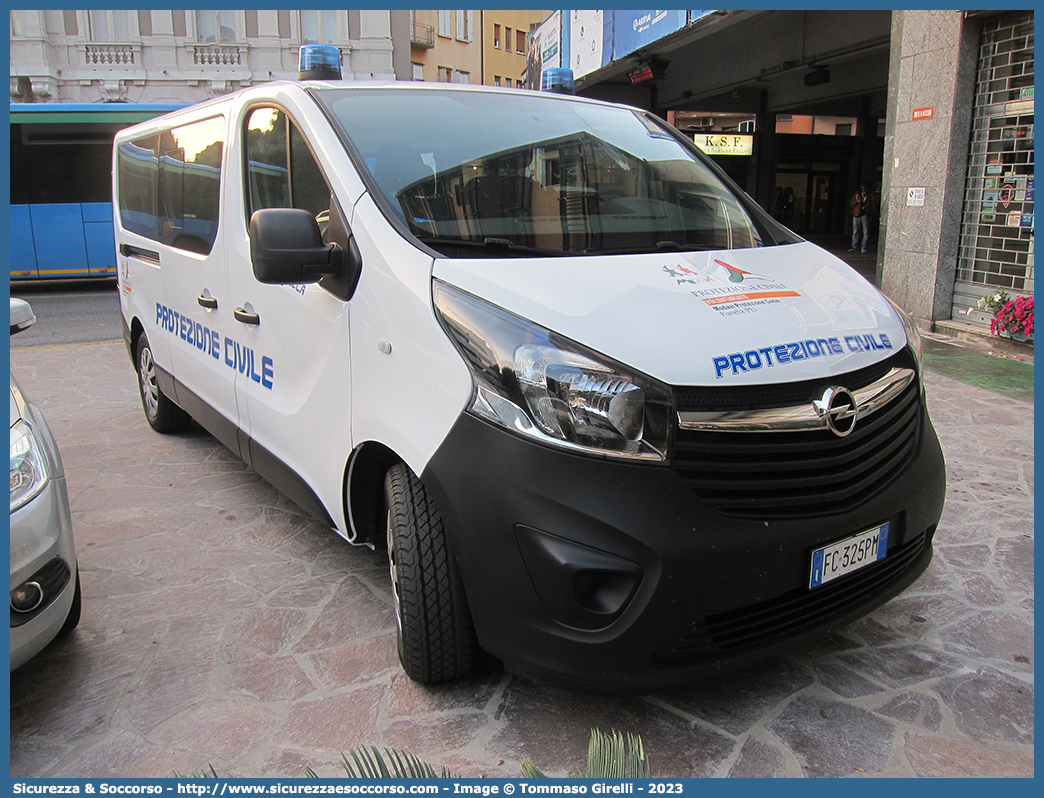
[136,333,191,433]
[384,462,476,683]
[56,568,81,638]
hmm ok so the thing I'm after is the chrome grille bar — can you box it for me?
[677,367,916,433]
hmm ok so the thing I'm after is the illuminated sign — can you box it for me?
[693,134,754,156]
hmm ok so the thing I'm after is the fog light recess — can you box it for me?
[11,581,44,613]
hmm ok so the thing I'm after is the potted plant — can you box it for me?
[990,294,1034,342]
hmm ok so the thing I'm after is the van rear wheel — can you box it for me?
[384,463,476,683]
[136,333,191,433]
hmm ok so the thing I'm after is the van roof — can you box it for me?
[302,80,610,106]
[113,80,624,142]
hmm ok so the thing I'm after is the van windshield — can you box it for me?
[314,87,763,256]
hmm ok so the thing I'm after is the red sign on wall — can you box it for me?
[912,107,934,121]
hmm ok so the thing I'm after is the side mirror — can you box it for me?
[10,298,36,336]
[249,208,344,285]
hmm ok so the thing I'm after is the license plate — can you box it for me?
[809,523,890,588]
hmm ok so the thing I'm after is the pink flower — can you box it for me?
[989,294,1034,339]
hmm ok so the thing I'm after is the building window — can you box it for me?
[516,29,526,53]
[438,10,451,38]
[301,10,339,45]
[412,63,425,81]
[505,78,512,88]
[494,24,501,49]
[456,10,473,42]
[438,66,452,82]
[454,71,470,84]
[197,10,236,43]
[494,76,501,86]
[90,10,131,42]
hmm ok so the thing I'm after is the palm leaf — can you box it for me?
[520,758,547,778]
[339,747,452,778]
[527,729,651,779]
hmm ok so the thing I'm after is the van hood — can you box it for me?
[432,241,906,386]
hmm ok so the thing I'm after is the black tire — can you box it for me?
[384,462,476,683]
[136,333,191,433]
[56,569,81,639]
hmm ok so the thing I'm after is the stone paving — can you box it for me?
[9,340,1033,778]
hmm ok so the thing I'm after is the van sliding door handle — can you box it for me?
[233,307,260,326]
[197,295,218,310]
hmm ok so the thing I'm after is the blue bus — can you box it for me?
[10,102,184,281]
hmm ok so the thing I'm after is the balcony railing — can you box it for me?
[84,44,136,65]
[193,44,245,67]
[411,22,435,48]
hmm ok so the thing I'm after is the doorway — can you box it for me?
[773,162,846,234]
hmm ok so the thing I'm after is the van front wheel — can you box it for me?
[136,334,191,433]
[384,463,476,683]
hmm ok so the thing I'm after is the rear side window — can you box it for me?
[118,135,160,240]
[117,115,224,255]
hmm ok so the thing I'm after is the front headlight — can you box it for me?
[11,419,50,513]
[433,280,673,462]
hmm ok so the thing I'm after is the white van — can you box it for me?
[115,60,945,690]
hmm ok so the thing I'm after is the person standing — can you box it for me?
[849,182,877,253]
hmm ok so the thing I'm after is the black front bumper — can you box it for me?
[421,409,946,691]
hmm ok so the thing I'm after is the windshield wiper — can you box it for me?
[415,236,571,257]
[583,241,717,255]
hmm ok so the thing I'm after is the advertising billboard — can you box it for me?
[570,9,606,79]
[613,10,688,59]
[527,11,562,89]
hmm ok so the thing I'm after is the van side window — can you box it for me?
[116,116,224,255]
[245,106,330,228]
[118,135,160,240]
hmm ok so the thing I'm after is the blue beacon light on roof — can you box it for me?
[299,45,342,81]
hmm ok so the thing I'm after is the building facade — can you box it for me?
[9,9,406,105]
[408,10,481,84]
[482,10,546,87]
[554,9,1033,335]
[10,9,1033,337]
[407,10,546,87]
[879,10,1034,330]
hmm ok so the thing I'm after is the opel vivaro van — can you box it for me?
[115,59,945,690]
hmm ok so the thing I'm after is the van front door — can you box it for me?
[223,103,354,532]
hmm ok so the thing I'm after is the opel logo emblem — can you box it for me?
[813,386,858,437]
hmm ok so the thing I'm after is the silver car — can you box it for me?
[10,298,80,669]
